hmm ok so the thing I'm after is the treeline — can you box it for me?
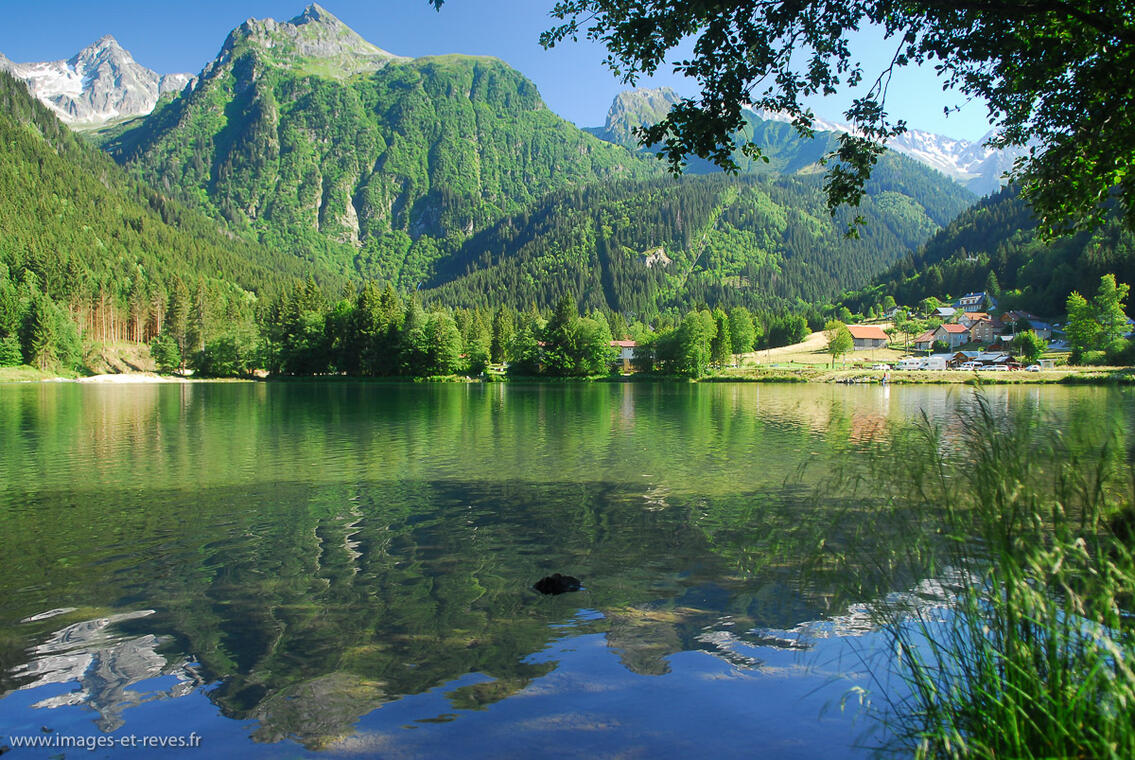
[839,186,1135,317]
[149,279,813,378]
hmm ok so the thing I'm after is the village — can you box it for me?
[846,290,1065,372]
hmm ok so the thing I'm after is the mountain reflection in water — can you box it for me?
[0,382,1129,756]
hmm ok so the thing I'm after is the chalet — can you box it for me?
[934,323,971,350]
[610,340,636,371]
[968,314,1004,344]
[956,292,997,312]
[847,324,888,351]
[934,306,957,319]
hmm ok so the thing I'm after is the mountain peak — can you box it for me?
[291,3,336,25]
[222,4,407,79]
[73,35,131,65]
[594,87,682,148]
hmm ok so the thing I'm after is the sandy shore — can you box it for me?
[74,373,187,384]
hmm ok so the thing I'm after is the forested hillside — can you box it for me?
[0,70,340,370]
[840,186,1135,317]
[422,163,974,315]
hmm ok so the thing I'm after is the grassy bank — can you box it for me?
[0,365,76,382]
[849,395,1135,759]
[705,365,1135,384]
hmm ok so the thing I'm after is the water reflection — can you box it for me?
[11,610,202,732]
[0,382,1131,755]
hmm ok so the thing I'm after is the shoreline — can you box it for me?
[4,367,1133,386]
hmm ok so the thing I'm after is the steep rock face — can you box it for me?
[883,127,1021,196]
[0,36,193,128]
[104,5,654,278]
[589,86,682,148]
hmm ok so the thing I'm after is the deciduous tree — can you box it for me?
[825,319,854,366]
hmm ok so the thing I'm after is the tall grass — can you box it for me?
[860,394,1135,759]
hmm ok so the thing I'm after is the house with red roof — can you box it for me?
[934,323,972,349]
[968,314,1004,344]
[913,330,937,351]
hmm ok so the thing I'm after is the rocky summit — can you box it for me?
[211,3,409,79]
[0,35,192,128]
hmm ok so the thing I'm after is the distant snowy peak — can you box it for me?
[749,108,1023,195]
[0,36,194,129]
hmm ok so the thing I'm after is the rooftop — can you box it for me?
[847,325,888,340]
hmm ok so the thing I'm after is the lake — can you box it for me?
[1,382,1131,758]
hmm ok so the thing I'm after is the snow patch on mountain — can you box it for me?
[750,108,1023,195]
[0,36,194,129]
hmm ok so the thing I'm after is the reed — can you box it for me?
[861,395,1135,759]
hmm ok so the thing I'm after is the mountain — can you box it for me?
[0,36,193,129]
[102,4,656,278]
[838,186,1135,318]
[591,88,1022,195]
[755,110,1022,196]
[883,127,1019,196]
[585,86,684,147]
[421,168,976,314]
[0,69,340,370]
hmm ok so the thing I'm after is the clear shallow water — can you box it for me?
[0,382,1131,758]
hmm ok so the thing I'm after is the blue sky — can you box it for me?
[0,0,993,140]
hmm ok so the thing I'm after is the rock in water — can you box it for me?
[533,574,582,595]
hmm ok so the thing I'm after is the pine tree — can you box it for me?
[150,331,182,374]
[165,277,190,366]
[25,295,58,370]
[0,335,22,367]
[490,306,516,364]
[352,281,384,375]
[400,297,429,376]
[542,295,578,376]
[984,270,1001,299]
[425,312,463,375]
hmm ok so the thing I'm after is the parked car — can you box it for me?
[959,361,980,371]
[1025,364,1041,372]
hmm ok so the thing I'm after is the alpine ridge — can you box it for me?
[591,87,1022,196]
